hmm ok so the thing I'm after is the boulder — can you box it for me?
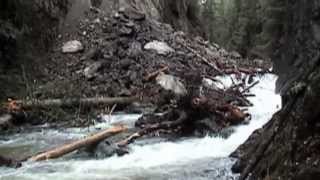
[156,73,187,96]
[62,40,84,53]
[122,8,146,21]
[83,61,104,79]
[144,41,175,55]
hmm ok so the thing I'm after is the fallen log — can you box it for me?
[6,97,139,110]
[30,125,127,161]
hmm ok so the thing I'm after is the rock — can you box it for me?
[156,73,187,96]
[202,78,225,90]
[114,12,120,19]
[0,155,21,168]
[0,114,13,129]
[62,40,84,53]
[193,117,220,137]
[144,41,175,55]
[83,61,103,79]
[125,21,135,28]
[80,47,101,61]
[85,140,129,158]
[230,51,242,59]
[127,41,142,58]
[122,9,146,21]
[118,7,125,13]
[253,59,265,67]
[119,26,133,36]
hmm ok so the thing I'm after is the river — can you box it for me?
[0,74,281,180]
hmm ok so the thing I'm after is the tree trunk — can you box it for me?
[30,125,127,161]
[11,97,138,110]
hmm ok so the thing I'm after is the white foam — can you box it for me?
[0,74,281,180]
[69,75,281,170]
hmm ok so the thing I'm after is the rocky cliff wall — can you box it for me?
[232,1,320,179]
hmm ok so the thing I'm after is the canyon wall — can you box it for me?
[232,1,320,179]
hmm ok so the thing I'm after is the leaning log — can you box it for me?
[8,97,139,110]
[30,125,127,161]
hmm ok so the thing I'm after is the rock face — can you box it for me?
[232,1,320,179]
[0,0,69,100]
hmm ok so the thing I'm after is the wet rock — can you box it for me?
[0,155,21,168]
[62,40,84,53]
[85,140,129,158]
[193,117,220,137]
[156,73,187,96]
[144,41,175,55]
[0,114,13,130]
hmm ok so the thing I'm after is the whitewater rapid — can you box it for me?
[0,74,281,180]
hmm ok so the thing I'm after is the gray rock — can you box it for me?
[127,41,142,58]
[156,73,187,96]
[144,41,175,55]
[119,26,133,36]
[230,51,242,59]
[125,21,135,28]
[83,61,103,79]
[122,9,146,21]
[85,140,129,158]
[62,40,84,53]
[0,114,13,129]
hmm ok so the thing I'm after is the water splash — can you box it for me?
[0,74,281,180]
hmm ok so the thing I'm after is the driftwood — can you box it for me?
[117,111,187,147]
[30,125,127,161]
[5,97,138,111]
[224,67,266,75]
[241,80,260,93]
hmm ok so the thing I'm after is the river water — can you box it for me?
[0,74,281,180]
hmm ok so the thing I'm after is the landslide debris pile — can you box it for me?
[27,7,270,136]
